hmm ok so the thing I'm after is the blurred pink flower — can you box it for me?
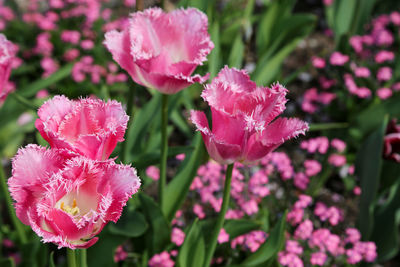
[377,66,392,81]
[149,251,174,267]
[377,87,392,99]
[0,33,17,103]
[310,252,327,266]
[191,67,308,164]
[8,145,140,249]
[311,56,325,68]
[104,7,214,94]
[330,52,349,66]
[328,154,346,167]
[218,228,229,244]
[375,50,394,63]
[354,67,370,78]
[146,166,160,181]
[171,227,185,246]
[35,95,129,160]
[114,245,128,263]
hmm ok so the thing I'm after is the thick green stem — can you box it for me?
[120,87,135,164]
[204,164,234,267]
[79,249,88,267]
[159,94,169,208]
[0,161,27,244]
[67,249,77,267]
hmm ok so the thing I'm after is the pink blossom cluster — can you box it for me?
[1,0,132,85]
[148,251,175,267]
[279,195,377,266]
[305,11,400,115]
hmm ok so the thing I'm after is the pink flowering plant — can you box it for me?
[0,0,399,266]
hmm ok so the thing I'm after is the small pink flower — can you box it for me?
[328,154,346,167]
[311,56,325,68]
[310,252,327,266]
[304,160,321,176]
[323,0,334,6]
[114,245,128,262]
[330,52,349,66]
[8,145,140,249]
[285,240,303,255]
[390,11,400,25]
[331,138,346,152]
[0,34,18,103]
[377,66,392,81]
[218,228,230,244]
[191,67,308,164]
[171,227,185,246]
[35,96,129,160]
[104,7,214,94]
[146,166,160,181]
[61,30,81,45]
[354,67,370,78]
[294,219,313,240]
[353,186,361,195]
[375,50,395,63]
[149,251,175,267]
[377,87,392,100]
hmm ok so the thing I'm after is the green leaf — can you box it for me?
[224,219,261,239]
[87,228,126,267]
[0,258,15,267]
[139,193,170,254]
[356,116,388,239]
[109,210,148,238]
[228,35,245,69]
[163,134,205,221]
[371,180,400,262]
[355,94,400,136]
[253,38,301,85]
[334,0,357,38]
[178,219,205,267]
[19,63,73,98]
[241,211,287,266]
[209,22,221,79]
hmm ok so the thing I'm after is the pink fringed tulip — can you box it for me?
[191,67,308,164]
[0,33,17,102]
[35,95,129,160]
[8,145,140,249]
[104,7,214,94]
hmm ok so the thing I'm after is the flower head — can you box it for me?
[104,7,214,94]
[0,33,18,103]
[8,145,140,249]
[191,67,308,164]
[35,95,129,160]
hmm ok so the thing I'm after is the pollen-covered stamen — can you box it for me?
[60,198,80,216]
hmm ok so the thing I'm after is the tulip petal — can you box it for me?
[191,110,242,164]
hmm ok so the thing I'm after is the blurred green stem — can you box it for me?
[204,164,234,267]
[309,122,349,131]
[67,249,77,267]
[11,93,38,110]
[0,160,27,244]
[79,249,87,267]
[120,87,135,163]
[159,94,169,208]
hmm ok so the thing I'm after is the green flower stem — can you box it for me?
[67,249,77,267]
[79,249,88,267]
[0,161,27,244]
[159,94,169,208]
[120,87,135,164]
[204,164,234,267]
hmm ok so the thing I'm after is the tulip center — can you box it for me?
[60,198,80,216]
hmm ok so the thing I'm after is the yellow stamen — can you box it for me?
[60,199,80,216]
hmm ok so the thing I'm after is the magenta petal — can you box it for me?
[190,110,242,164]
[261,118,309,146]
